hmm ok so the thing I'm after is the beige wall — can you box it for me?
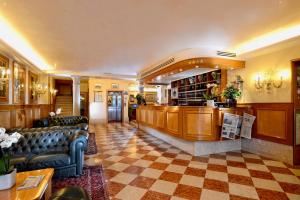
[89,78,137,124]
[228,38,300,103]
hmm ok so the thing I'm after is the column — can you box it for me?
[72,76,80,116]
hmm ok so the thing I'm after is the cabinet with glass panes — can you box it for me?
[171,69,226,106]
[295,63,300,106]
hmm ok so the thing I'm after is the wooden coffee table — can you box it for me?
[0,168,54,200]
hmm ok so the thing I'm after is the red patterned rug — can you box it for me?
[85,132,98,155]
[52,165,109,200]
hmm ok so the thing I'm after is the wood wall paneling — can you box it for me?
[182,108,216,141]
[166,107,182,137]
[0,110,11,128]
[248,103,294,145]
[154,109,165,129]
[147,109,154,126]
[0,104,50,129]
[257,110,287,139]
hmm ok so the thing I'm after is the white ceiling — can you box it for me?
[0,0,300,77]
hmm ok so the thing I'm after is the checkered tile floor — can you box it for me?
[85,123,300,200]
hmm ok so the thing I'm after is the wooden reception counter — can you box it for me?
[136,105,252,141]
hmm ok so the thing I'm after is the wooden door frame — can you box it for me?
[106,90,124,124]
[291,59,300,165]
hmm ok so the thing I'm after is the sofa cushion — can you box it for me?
[28,154,71,169]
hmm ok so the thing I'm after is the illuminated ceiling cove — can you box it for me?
[0,0,299,75]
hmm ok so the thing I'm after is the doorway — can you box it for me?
[107,91,123,123]
[292,60,300,165]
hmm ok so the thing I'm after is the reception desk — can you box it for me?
[136,105,252,142]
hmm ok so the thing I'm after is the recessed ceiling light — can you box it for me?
[179,69,183,72]
[170,72,174,75]
[195,66,199,68]
[0,15,52,71]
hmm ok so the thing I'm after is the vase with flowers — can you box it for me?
[222,85,241,107]
[0,128,22,190]
[49,108,62,126]
[203,83,219,107]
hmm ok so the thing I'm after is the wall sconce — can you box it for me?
[0,66,10,86]
[50,89,58,95]
[254,70,287,93]
[32,82,48,96]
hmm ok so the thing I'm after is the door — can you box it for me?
[292,60,300,165]
[107,91,123,122]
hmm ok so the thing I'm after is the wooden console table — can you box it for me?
[0,168,54,200]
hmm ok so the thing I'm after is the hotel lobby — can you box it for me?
[0,1,300,200]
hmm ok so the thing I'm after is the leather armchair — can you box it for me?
[33,116,89,131]
[9,128,87,179]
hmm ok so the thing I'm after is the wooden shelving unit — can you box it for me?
[171,69,227,106]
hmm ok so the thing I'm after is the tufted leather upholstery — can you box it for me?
[9,128,87,179]
[33,116,89,131]
[7,126,89,139]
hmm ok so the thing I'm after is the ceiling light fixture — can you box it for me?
[0,15,52,71]
[232,23,300,55]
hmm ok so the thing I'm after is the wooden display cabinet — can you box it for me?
[171,69,227,106]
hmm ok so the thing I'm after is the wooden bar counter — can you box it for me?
[137,105,252,141]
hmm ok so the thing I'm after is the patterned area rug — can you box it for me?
[85,132,98,155]
[52,165,109,200]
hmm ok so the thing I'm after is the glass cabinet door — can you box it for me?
[296,66,300,101]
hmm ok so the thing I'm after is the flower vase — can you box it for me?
[225,99,237,107]
[0,169,16,190]
[207,100,215,107]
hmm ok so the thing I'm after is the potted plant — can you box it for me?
[0,128,22,190]
[204,84,219,107]
[221,85,241,107]
[136,94,146,105]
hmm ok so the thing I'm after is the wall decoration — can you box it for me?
[111,83,119,89]
[28,71,38,104]
[94,84,102,90]
[0,54,9,103]
[145,92,157,104]
[13,62,26,104]
[94,91,103,102]
[129,94,135,103]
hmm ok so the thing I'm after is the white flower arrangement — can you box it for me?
[0,131,22,149]
[0,128,22,175]
[56,108,62,115]
[49,108,62,117]
[49,112,56,117]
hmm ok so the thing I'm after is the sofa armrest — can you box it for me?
[80,116,89,124]
[69,131,87,176]
[69,131,87,161]
[76,123,89,131]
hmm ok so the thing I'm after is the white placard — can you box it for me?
[240,113,256,139]
[221,113,241,140]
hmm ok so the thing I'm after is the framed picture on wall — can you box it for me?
[13,62,26,104]
[111,83,119,89]
[129,94,135,103]
[28,71,38,104]
[0,54,9,103]
[94,91,103,102]
[94,84,102,90]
